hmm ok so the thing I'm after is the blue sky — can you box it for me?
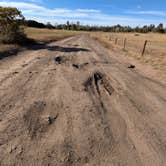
[0,0,166,26]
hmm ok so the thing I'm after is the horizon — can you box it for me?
[0,0,166,27]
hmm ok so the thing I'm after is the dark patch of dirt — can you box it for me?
[72,63,90,70]
[72,64,80,69]
[55,56,69,65]
[13,71,19,75]
[22,64,28,67]
[128,64,135,69]
[84,71,114,96]
[23,101,49,138]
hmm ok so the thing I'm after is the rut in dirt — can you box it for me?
[0,35,166,166]
[84,71,114,97]
[84,71,115,145]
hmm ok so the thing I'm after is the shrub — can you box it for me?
[0,7,27,44]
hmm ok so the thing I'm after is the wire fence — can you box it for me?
[107,35,166,56]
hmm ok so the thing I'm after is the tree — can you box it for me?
[0,7,26,44]
[66,21,70,30]
[156,23,165,33]
[26,20,46,28]
[148,24,155,32]
[142,25,148,33]
[46,22,54,29]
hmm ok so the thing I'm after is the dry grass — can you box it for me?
[91,32,166,72]
[25,27,79,42]
[0,27,80,55]
[0,44,17,52]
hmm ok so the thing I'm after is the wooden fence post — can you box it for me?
[115,38,118,45]
[124,38,127,49]
[142,40,148,56]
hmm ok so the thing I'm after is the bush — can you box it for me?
[0,7,27,44]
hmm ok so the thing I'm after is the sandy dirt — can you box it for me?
[0,35,166,166]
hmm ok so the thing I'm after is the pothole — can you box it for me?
[55,56,69,65]
[84,71,114,96]
[55,56,63,64]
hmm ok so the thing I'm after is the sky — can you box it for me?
[0,0,166,26]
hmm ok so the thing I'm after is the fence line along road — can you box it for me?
[108,35,166,56]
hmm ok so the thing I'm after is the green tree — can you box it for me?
[0,7,26,44]
[66,21,70,30]
[156,23,165,33]
[46,22,54,29]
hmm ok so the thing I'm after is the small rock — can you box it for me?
[18,147,23,154]
[47,114,58,125]
[128,64,135,69]
[9,145,17,153]
[48,116,53,125]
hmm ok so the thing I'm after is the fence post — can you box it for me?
[124,38,127,49]
[142,40,148,56]
[115,38,118,45]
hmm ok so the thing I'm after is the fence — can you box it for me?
[107,34,166,57]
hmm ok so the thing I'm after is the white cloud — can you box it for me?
[127,10,166,16]
[0,2,96,18]
[0,2,44,9]
[29,0,42,2]
[0,1,165,26]
[76,9,100,13]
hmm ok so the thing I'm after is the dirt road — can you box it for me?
[0,35,166,166]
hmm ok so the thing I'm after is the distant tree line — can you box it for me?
[1,5,165,46]
[26,20,166,33]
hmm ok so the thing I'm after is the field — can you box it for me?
[1,28,166,73]
[91,32,166,71]
[0,29,166,165]
[0,27,80,57]
[25,27,80,42]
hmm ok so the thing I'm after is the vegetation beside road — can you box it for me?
[0,6,165,73]
[0,7,80,58]
[25,27,79,43]
[26,19,166,34]
[91,32,166,72]
[0,27,79,59]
